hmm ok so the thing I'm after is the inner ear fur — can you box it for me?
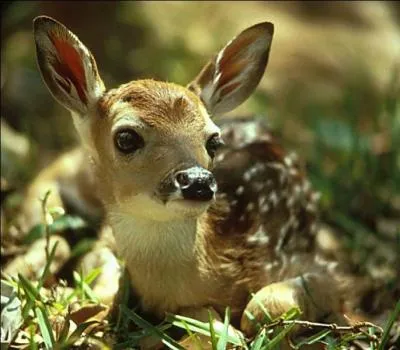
[188,22,274,116]
[33,16,105,116]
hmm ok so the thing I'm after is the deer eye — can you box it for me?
[114,129,144,154]
[206,134,224,158]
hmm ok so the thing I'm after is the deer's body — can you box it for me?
[25,16,349,340]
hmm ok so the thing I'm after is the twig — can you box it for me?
[40,190,52,261]
[261,318,384,350]
[263,318,383,339]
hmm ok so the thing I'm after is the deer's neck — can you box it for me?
[109,214,216,315]
[109,212,200,266]
[107,211,214,312]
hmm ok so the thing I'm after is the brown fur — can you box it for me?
[98,80,207,131]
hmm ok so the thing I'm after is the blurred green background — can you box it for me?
[1,1,400,313]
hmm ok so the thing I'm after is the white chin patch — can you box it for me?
[113,193,210,221]
[166,198,211,217]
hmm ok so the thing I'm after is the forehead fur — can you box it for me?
[98,79,209,131]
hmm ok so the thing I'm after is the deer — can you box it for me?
[27,15,352,346]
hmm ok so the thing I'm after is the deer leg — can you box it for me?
[241,272,347,337]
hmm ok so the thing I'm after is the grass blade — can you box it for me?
[168,314,214,330]
[19,274,40,320]
[115,269,131,332]
[251,328,267,350]
[293,329,332,349]
[18,274,39,301]
[167,314,243,346]
[37,241,58,291]
[251,293,272,323]
[277,307,301,321]
[83,267,102,285]
[121,305,185,350]
[70,270,99,303]
[264,323,296,350]
[378,299,400,350]
[208,310,218,350]
[170,318,214,338]
[28,324,39,350]
[216,307,230,350]
[35,306,55,349]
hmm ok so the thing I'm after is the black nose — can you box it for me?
[175,167,217,201]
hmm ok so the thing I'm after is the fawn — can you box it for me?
[28,15,350,342]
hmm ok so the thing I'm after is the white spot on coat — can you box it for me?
[247,228,269,245]
[236,186,244,195]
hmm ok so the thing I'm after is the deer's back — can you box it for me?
[198,117,333,317]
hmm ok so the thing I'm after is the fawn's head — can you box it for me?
[33,16,274,221]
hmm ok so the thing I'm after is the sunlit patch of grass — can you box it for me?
[108,297,389,350]
[119,305,387,350]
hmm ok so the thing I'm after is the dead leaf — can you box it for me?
[69,303,109,325]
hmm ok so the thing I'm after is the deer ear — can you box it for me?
[33,16,105,116]
[188,22,274,116]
